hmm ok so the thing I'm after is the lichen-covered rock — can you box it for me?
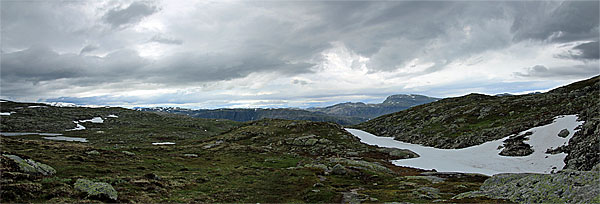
[454,170,600,203]
[557,129,570,138]
[329,158,393,174]
[376,147,419,159]
[415,187,441,200]
[183,154,198,158]
[74,179,118,201]
[2,154,56,176]
[331,164,347,175]
[499,133,534,157]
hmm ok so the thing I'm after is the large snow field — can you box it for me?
[347,115,582,176]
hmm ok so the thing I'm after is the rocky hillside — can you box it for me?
[354,76,599,170]
[138,107,365,125]
[307,94,439,119]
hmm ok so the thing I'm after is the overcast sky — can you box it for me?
[1,1,598,108]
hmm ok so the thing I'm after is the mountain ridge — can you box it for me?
[138,94,439,125]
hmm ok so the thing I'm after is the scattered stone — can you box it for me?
[183,154,198,158]
[74,179,118,201]
[86,150,100,156]
[121,151,135,156]
[329,158,393,174]
[2,154,56,176]
[415,187,441,200]
[144,173,160,180]
[203,140,224,149]
[331,164,347,175]
[557,129,570,138]
[346,151,359,156]
[304,163,329,171]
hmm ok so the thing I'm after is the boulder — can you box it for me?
[2,154,56,176]
[86,150,100,155]
[121,151,135,156]
[331,164,347,175]
[558,129,570,138]
[74,179,118,201]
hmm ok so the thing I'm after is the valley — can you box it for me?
[0,76,598,203]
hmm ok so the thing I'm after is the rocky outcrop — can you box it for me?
[563,103,600,171]
[376,147,419,159]
[2,154,56,176]
[74,179,118,201]
[499,132,534,156]
[454,165,600,203]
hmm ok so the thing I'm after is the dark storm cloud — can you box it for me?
[511,1,599,43]
[103,2,159,29]
[571,41,600,60]
[145,52,315,84]
[0,47,146,83]
[514,64,600,78]
[0,45,315,97]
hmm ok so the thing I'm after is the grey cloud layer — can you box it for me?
[1,1,599,102]
[515,64,599,78]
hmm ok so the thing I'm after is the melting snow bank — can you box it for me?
[152,142,175,145]
[67,122,86,131]
[107,114,118,118]
[347,115,583,176]
[66,117,105,131]
[79,117,104,123]
[0,112,16,116]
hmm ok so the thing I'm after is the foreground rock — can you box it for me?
[2,154,56,176]
[74,179,118,201]
[454,165,600,203]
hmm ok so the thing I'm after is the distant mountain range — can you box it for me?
[137,94,439,125]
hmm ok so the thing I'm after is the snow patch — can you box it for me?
[152,142,175,145]
[66,122,86,131]
[79,117,104,123]
[28,106,47,108]
[107,114,119,118]
[45,102,78,107]
[347,115,582,176]
[0,112,15,116]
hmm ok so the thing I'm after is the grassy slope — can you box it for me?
[0,102,504,203]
